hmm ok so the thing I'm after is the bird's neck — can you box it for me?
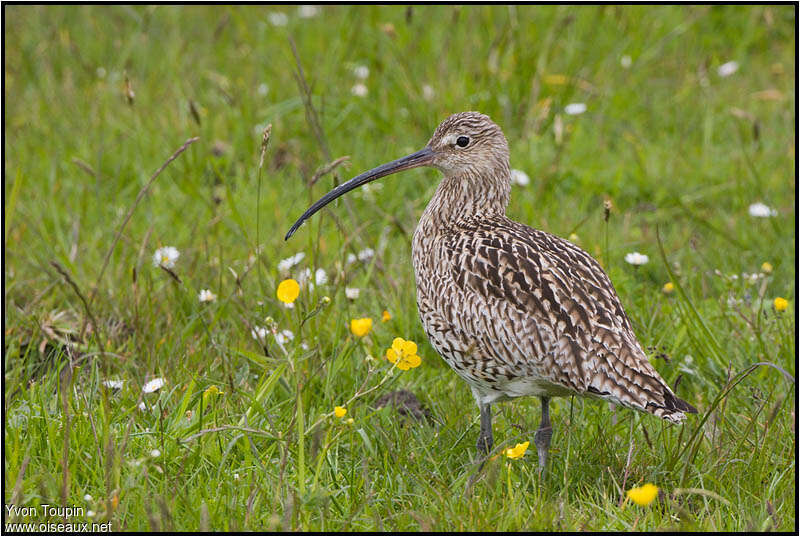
[418,166,511,233]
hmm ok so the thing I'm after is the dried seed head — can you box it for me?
[259,124,273,169]
[603,198,613,221]
[124,73,135,105]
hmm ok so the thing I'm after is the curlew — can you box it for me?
[286,111,697,469]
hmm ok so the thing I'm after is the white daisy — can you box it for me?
[352,65,369,79]
[277,252,305,273]
[351,83,368,97]
[103,379,124,390]
[268,12,288,26]
[142,377,166,394]
[251,326,268,341]
[624,252,649,266]
[510,169,530,186]
[297,5,319,18]
[422,84,435,101]
[297,267,312,285]
[564,102,587,115]
[357,248,375,262]
[153,246,179,268]
[198,289,217,303]
[620,55,632,69]
[315,268,328,285]
[742,272,762,285]
[275,330,294,345]
[345,287,360,300]
[748,202,777,218]
[717,61,739,77]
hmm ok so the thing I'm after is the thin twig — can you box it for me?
[50,261,105,357]
[309,156,350,188]
[256,125,272,296]
[84,136,199,336]
[71,157,99,179]
[158,264,183,284]
[288,37,330,161]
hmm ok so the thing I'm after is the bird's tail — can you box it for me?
[645,387,698,424]
[585,341,699,424]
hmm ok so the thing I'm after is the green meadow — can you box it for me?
[4,5,796,531]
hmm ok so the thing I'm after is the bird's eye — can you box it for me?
[456,136,470,148]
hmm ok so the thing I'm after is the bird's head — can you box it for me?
[426,111,509,177]
[285,111,510,240]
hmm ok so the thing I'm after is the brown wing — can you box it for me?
[443,215,696,422]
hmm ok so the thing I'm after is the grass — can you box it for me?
[3,4,796,532]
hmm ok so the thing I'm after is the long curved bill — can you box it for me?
[285,146,434,240]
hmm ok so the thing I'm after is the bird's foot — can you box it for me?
[476,433,493,455]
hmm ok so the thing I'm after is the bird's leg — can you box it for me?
[476,403,493,454]
[534,396,553,472]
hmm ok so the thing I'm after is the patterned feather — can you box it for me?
[411,112,697,423]
[414,214,696,422]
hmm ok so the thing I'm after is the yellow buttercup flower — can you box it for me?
[276,279,300,304]
[627,483,659,506]
[381,310,392,322]
[662,282,674,294]
[350,317,373,337]
[385,337,422,370]
[544,74,568,85]
[334,406,347,418]
[761,262,773,274]
[773,297,788,312]
[504,441,529,459]
[203,384,224,405]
